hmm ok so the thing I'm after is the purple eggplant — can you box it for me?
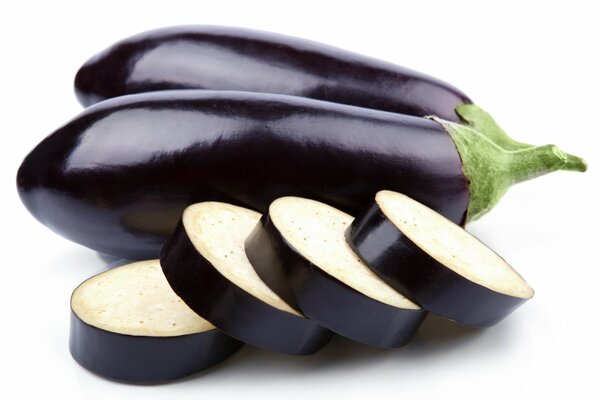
[70,260,242,382]
[244,196,426,348]
[17,90,586,259]
[74,25,470,122]
[346,191,533,327]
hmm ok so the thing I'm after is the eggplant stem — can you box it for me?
[509,145,588,183]
[454,104,533,151]
[428,112,588,222]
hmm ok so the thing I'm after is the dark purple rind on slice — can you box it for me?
[245,211,426,348]
[69,311,242,383]
[160,220,333,355]
[347,201,529,328]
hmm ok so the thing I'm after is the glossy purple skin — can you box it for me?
[70,312,242,383]
[75,25,470,122]
[160,219,333,355]
[17,90,468,259]
[346,201,529,327]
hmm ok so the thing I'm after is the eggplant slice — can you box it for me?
[347,190,534,327]
[160,202,332,355]
[245,197,426,348]
[70,260,242,383]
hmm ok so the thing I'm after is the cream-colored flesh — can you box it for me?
[376,190,534,299]
[269,197,420,310]
[183,202,301,316]
[71,260,214,337]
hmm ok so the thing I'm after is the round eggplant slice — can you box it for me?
[70,260,242,383]
[160,202,332,355]
[245,197,426,348]
[347,190,534,328]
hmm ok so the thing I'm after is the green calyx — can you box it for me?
[429,104,588,222]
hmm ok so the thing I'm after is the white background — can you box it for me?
[1,1,597,399]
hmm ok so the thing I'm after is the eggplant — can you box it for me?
[17,90,586,259]
[245,196,426,348]
[160,202,332,355]
[70,260,242,383]
[347,191,534,327]
[75,25,470,122]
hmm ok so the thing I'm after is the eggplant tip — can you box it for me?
[74,65,95,107]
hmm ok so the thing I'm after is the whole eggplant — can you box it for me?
[75,25,470,122]
[17,91,586,259]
